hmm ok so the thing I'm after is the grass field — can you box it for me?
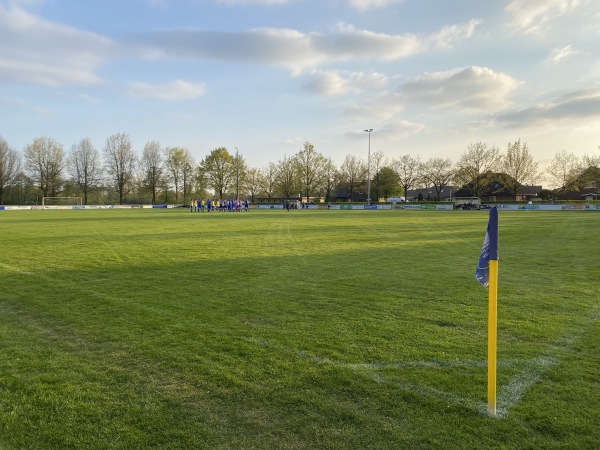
[0,208,598,449]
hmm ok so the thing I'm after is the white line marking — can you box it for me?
[0,262,34,275]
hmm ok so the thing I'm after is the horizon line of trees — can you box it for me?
[1,133,599,206]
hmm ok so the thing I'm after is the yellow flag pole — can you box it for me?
[487,259,499,417]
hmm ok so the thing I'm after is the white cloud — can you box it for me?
[427,19,481,50]
[127,80,206,100]
[377,120,425,140]
[0,4,113,86]
[497,86,600,127]
[144,0,289,5]
[313,22,423,62]
[545,45,578,64]
[282,137,305,147]
[302,70,389,97]
[0,94,52,115]
[505,0,586,35]
[135,20,478,72]
[0,4,479,92]
[349,0,403,12]
[345,119,423,141]
[0,59,102,86]
[401,66,519,113]
[4,0,49,7]
[136,27,317,71]
[163,0,401,7]
[151,0,405,7]
[343,89,404,124]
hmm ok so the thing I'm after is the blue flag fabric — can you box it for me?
[476,206,499,288]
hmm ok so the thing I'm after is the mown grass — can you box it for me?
[0,208,598,449]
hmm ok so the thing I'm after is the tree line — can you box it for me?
[0,133,598,205]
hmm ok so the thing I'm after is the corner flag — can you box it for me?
[476,206,499,417]
[476,206,499,288]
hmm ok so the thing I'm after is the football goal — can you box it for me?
[41,197,83,209]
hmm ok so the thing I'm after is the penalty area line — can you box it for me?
[496,306,600,418]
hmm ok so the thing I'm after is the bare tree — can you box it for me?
[582,150,600,168]
[453,142,501,197]
[370,150,387,202]
[165,147,186,203]
[67,138,101,205]
[421,157,455,200]
[275,155,300,199]
[295,141,327,201]
[24,136,64,197]
[232,150,248,200]
[501,139,539,200]
[546,150,582,196]
[261,162,277,200]
[194,166,210,200]
[323,157,338,202]
[339,155,367,200]
[391,154,420,200]
[181,151,196,204]
[245,167,264,202]
[139,140,164,205]
[165,147,196,204]
[0,136,20,205]
[103,132,136,204]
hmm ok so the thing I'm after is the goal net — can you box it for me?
[41,197,83,209]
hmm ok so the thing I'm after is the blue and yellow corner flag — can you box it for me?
[476,206,499,288]
[476,206,500,417]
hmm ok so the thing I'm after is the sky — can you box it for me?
[1,0,599,171]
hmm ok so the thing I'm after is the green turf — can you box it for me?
[0,209,598,449]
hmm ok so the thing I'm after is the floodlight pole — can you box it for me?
[364,129,373,204]
[235,147,239,201]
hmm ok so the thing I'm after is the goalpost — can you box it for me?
[41,197,83,209]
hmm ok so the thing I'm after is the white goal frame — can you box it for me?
[41,197,83,209]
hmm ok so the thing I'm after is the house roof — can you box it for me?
[454,172,542,198]
[575,166,600,180]
[406,186,456,199]
[518,185,543,196]
[553,165,599,199]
